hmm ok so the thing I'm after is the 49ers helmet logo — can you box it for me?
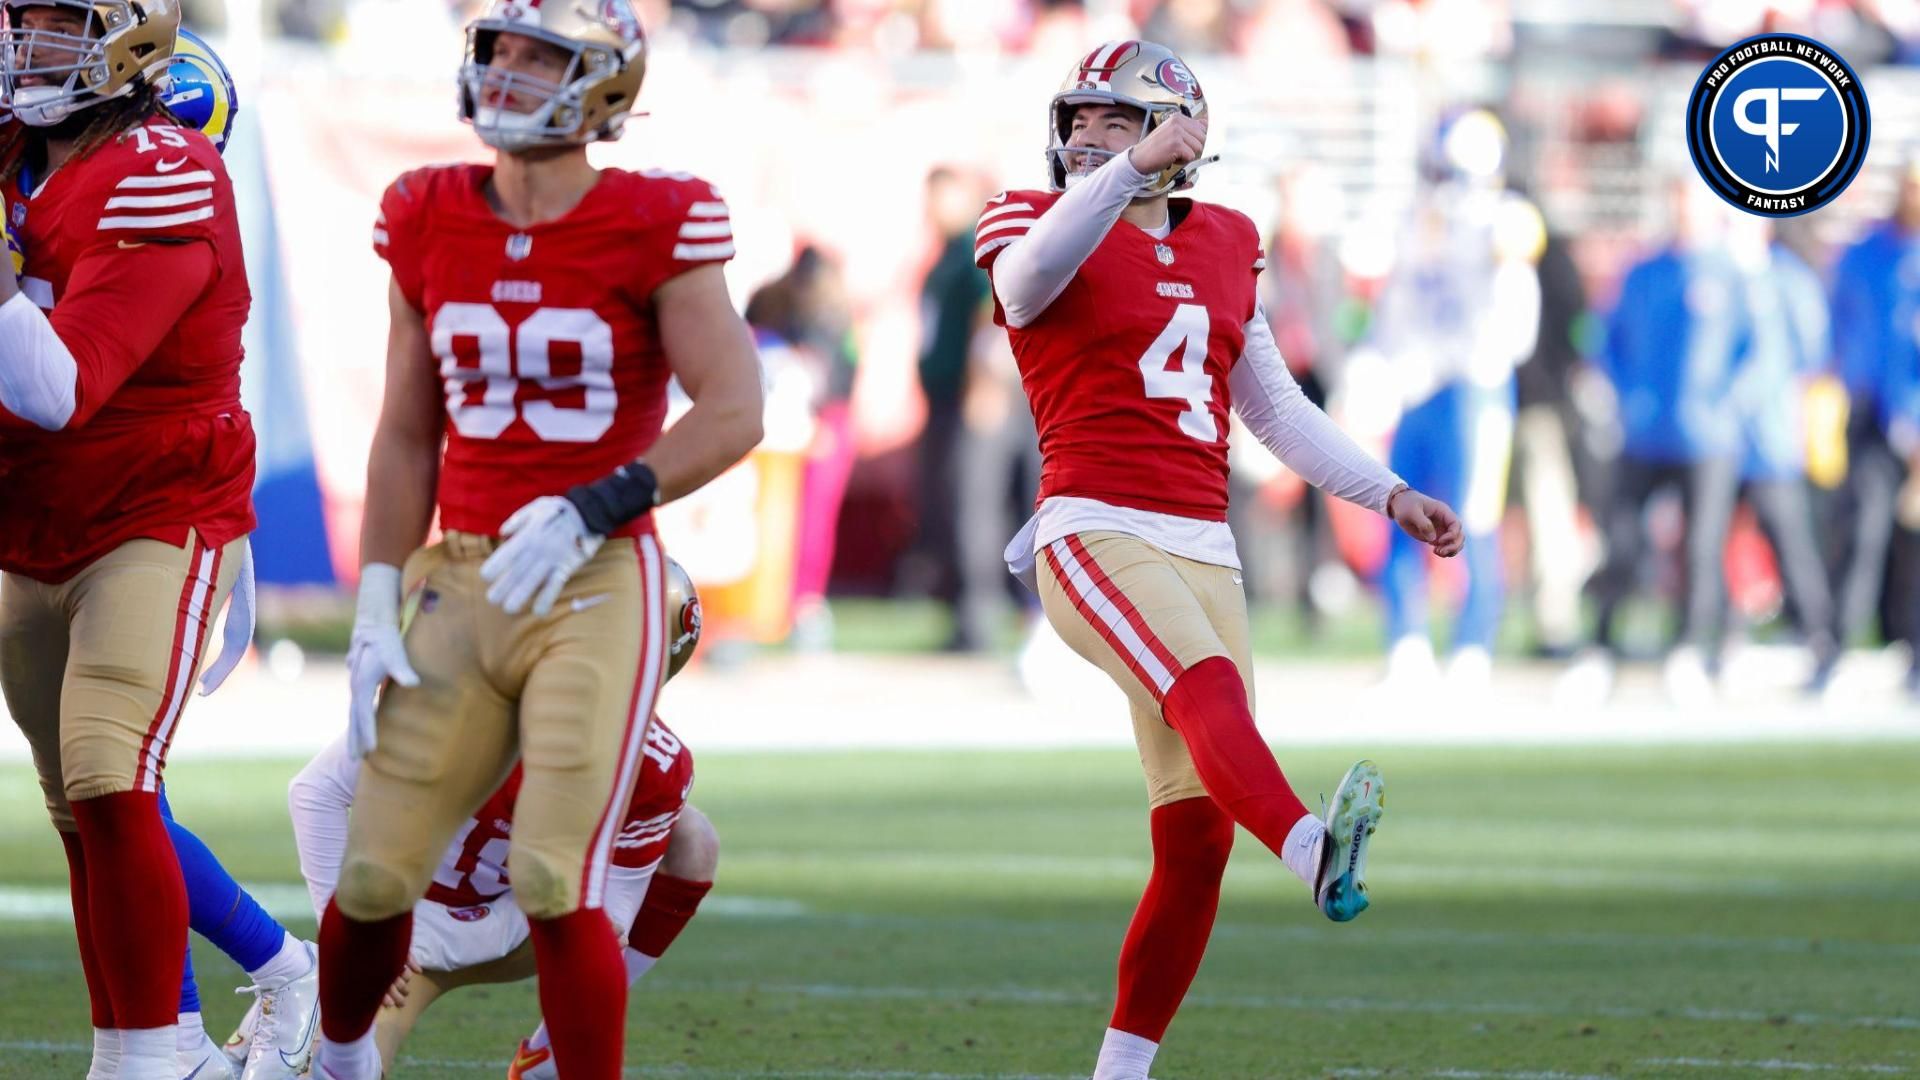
[1156,58,1199,98]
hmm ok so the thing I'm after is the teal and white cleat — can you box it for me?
[1313,759,1385,922]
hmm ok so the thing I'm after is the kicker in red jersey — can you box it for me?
[426,717,694,910]
[0,119,254,581]
[975,188,1263,522]
[372,163,732,540]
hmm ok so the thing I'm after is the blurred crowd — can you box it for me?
[203,0,1920,62]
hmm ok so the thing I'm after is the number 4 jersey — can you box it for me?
[975,188,1262,523]
[372,164,734,538]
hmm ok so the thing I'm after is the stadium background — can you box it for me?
[2,0,1918,1076]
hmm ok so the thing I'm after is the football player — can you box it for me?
[976,42,1461,1080]
[292,560,711,1079]
[1363,107,1541,693]
[0,3,257,1077]
[312,2,762,1078]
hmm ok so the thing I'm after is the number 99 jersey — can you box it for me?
[373,164,735,538]
[976,189,1263,523]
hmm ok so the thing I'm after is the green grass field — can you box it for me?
[3,743,1918,1079]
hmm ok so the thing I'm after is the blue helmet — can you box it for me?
[161,28,238,154]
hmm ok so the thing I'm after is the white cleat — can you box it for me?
[237,941,321,1080]
[1662,646,1716,709]
[1552,647,1615,709]
[1313,760,1385,922]
[179,1029,238,1080]
[221,997,259,1072]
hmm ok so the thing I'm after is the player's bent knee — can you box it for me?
[663,805,720,880]
[506,851,579,920]
[336,858,421,921]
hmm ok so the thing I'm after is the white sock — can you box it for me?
[1092,1028,1158,1080]
[175,1011,207,1053]
[1281,812,1325,888]
[314,1029,381,1080]
[115,1026,177,1080]
[526,948,661,1051]
[249,932,312,985]
[623,947,658,983]
[87,1027,122,1080]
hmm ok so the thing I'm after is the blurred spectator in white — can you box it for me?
[1511,221,1592,658]
[1365,108,1539,696]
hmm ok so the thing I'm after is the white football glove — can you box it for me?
[346,562,419,760]
[480,496,605,617]
[197,538,255,696]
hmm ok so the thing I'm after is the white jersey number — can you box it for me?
[431,818,512,899]
[1138,303,1217,442]
[431,302,616,443]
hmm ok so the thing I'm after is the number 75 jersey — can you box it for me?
[976,190,1263,523]
[373,164,735,539]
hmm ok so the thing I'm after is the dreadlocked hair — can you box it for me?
[1,80,184,186]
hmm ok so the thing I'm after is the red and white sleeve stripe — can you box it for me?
[98,169,216,232]
[974,200,1036,265]
[673,200,734,262]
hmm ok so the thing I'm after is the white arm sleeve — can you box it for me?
[1230,304,1405,514]
[603,860,661,939]
[0,291,76,430]
[993,151,1152,329]
[287,735,362,921]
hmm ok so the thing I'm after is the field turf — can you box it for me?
[2,743,1917,1079]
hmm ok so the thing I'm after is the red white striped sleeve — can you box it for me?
[974,193,1038,269]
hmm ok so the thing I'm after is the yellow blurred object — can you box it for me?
[1493,195,1547,265]
[1804,374,1849,490]
[6,214,23,277]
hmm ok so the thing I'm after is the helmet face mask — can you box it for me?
[2,0,181,128]
[1045,41,1206,196]
[458,0,646,153]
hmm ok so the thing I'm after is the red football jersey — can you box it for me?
[0,119,255,581]
[373,164,733,538]
[976,191,1262,522]
[426,716,694,908]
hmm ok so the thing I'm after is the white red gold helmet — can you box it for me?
[664,557,701,681]
[1,0,181,127]
[1048,40,1207,196]
[457,0,646,152]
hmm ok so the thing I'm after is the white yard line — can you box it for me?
[1641,1058,1914,1074]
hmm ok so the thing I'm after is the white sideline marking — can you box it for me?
[1641,1058,1913,1074]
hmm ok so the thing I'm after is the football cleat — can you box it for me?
[507,1039,558,1080]
[221,997,260,1071]
[179,1028,239,1080]
[236,941,321,1080]
[1313,760,1385,922]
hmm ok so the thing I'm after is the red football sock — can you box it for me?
[530,908,627,1079]
[317,898,412,1043]
[1111,797,1234,1041]
[68,791,185,1030]
[58,830,114,1028]
[626,874,712,958]
[1160,656,1312,858]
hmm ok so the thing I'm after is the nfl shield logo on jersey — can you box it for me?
[506,233,534,260]
[1155,243,1175,266]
